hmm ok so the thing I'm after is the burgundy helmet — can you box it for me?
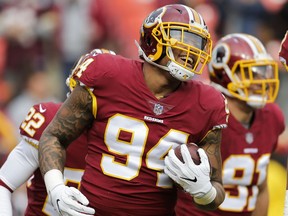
[209,33,279,108]
[136,4,212,81]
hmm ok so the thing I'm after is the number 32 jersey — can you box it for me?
[71,53,229,215]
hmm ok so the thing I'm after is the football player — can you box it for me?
[175,33,285,216]
[279,30,288,216]
[0,49,115,215]
[38,4,229,216]
[279,30,288,71]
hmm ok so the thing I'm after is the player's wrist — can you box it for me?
[193,186,216,205]
[44,169,64,193]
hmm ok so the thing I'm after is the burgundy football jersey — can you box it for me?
[71,53,229,215]
[19,102,87,216]
[175,103,285,216]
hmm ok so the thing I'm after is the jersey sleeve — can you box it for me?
[71,52,119,89]
[199,85,229,131]
[211,93,229,130]
[19,102,61,148]
[269,103,285,136]
[69,52,121,118]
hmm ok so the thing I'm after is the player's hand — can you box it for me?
[49,184,95,216]
[279,31,288,71]
[164,144,212,198]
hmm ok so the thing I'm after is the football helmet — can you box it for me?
[209,33,279,108]
[136,4,212,81]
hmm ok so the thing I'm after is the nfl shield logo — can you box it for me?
[153,103,164,115]
[245,132,254,144]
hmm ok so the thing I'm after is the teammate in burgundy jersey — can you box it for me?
[175,33,285,216]
[24,102,88,215]
[0,102,87,216]
[279,30,288,216]
[279,30,288,71]
[38,4,229,216]
[0,49,113,216]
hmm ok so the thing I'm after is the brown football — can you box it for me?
[174,143,201,165]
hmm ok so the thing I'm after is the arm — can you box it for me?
[194,128,225,210]
[251,179,269,216]
[0,140,39,216]
[183,128,225,210]
[39,85,95,216]
[39,85,93,174]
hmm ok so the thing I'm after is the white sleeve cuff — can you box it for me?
[0,186,13,215]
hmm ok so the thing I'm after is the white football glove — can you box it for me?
[44,169,95,216]
[49,184,95,216]
[164,144,212,198]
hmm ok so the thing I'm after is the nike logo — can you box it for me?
[180,176,197,182]
[39,104,46,113]
[56,198,61,211]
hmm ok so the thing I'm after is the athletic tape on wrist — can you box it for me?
[193,186,217,205]
[44,169,64,192]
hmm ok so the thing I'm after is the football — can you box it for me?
[174,143,201,165]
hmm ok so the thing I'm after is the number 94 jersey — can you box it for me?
[71,53,229,215]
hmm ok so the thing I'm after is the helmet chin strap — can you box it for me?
[166,47,194,81]
[135,40,194,82]
[246,95,267,109]
[166,61,194,81]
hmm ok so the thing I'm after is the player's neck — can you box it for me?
[227,97,254,127]
[143,62,181,99]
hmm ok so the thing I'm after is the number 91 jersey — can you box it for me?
[71,52,229,215]
[175,103,285,216]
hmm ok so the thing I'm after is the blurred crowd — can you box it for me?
[0,0,287,215]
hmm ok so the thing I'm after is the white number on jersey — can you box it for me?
[220,154,269,212]
[101,114,189,188]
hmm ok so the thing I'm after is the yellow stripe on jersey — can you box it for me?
[85,86,97,118]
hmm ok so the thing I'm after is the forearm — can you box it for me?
[195,129,225,210]
[38,133,66,176]
[39,85,93,176]
[38,131,95,216]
